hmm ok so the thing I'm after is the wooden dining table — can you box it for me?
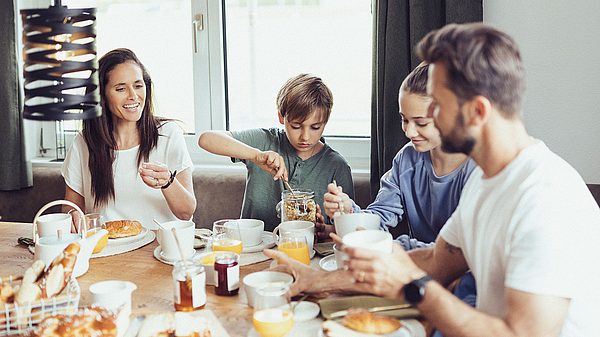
[0,221,274,337]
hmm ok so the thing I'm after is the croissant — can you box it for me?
[342,309,402,334]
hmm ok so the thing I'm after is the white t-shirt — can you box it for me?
[62,122,193,229]
[440,141,600,337]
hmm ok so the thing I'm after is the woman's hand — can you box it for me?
[253,151,289,181]
[139,162,172,189]
[323,183,353,218]
[263,248,323,297]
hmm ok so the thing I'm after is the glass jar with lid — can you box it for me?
[280,189,317,222]
[172,259,206,311]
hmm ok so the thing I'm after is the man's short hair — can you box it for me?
[276,74,333,123]
[416,23,525,117]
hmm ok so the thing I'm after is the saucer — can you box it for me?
[242,231,277,253]
[153,246,198,265]
[318,255,337,271]
[291,301,320,322]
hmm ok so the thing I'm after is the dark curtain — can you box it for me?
[370,0,482,196]
[0,0,32,191]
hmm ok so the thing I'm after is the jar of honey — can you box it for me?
[214,252,239,296]
[281,189,317,222]
[172,259,206,311]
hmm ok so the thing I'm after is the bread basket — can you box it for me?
[0,276,80,336]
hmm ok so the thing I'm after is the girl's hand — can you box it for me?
[139,162,171,189]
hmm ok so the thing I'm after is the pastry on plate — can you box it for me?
[31,307,117,337]
[104,220,143,239]
[342,309,402,334]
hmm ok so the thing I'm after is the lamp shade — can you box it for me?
[21,1,100,120]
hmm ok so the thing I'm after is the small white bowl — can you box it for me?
[243,271,294,307]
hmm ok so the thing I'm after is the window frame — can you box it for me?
[30,0,371,173]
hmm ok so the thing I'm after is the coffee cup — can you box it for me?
[342,230,393,253]
[226,219,264,247]
[36,213,72,239]
[273,220,315,253]
[333,213,381,238]
[89,280,137,333]
[157,220,195,261]
[333,244,347,270]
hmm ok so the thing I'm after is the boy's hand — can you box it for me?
[315,204,335,242]
[323,183,353,218]
[253,151,289,181]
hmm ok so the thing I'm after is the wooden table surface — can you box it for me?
[0,221,273,337]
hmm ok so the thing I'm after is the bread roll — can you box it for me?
[342,309,402,334]
[23,259,45,284]
[104,220,143,238]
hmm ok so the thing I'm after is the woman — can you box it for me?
[61,48,196,228]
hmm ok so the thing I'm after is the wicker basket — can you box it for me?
[0,276,80,336]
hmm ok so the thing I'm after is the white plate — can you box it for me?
[92,230,155,258]
[319,319,425,337]
[319,255,337,271]
[242,231,277,253]
[107,226,149,246]
[153,246,199,265]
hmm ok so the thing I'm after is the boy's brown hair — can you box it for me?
[416,23,525,118]
[276,74,333,123]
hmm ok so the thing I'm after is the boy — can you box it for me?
[198,74,353,231]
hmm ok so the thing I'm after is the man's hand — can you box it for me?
[315,205,335,242]
[343,243,426,298]
[253,151,288,181]
[263,248,324,297]
[323,183,353,218]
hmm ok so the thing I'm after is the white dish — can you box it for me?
[153,246,199,265]
[319,255,337,271]
[319,319,425,337]
[242,231,277,253]
[107,226,149,246]
[92,230,155,258]
[291,301,320,322]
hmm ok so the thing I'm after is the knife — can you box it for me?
[328,303,412,319]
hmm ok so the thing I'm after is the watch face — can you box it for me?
[404,282,423,305]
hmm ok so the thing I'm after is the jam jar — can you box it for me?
[172,259,206,311]
[214,252,240,296]
[281,189,317,222]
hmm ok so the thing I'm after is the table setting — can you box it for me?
[0,200,425,337]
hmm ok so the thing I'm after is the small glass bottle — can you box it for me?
[214,252,240,296]
[281,189,317,222]
[172,259,206,311]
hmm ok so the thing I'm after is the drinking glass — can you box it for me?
[252,285,294,337]
[85,213,108,254]
[212,220,243,254]
[278,230,310,265]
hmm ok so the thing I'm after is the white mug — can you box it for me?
[157,220,195,261]
[227,219,264,247]
[273,220,315,253]
[36,213,72,238]
[333,213,381,238]
[89,280,137,334]
[342,230,393,253]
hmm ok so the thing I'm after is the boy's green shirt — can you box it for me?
[231,128,354,231]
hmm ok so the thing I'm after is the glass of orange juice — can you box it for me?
[278,230,310,265]
[211,220,243,255]
[84,213,108,254]
[253,285,294,337]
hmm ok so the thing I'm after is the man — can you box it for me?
[265,23,600,337]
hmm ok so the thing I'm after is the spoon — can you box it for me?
[171,227,193,290]
[153,219,166,231]
[283,180,296,195]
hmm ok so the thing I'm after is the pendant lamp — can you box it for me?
[21,0,100,120]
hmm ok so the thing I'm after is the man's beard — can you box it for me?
[440,113,475,155]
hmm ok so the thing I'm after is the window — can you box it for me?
[30,0,373,170]
[224,0,373,137]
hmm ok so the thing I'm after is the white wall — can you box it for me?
[484,0,600,183]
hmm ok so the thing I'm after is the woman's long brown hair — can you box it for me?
[83,48,163,207]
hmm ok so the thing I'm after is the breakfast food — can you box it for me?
[104,220,143,238]
[31,307,117,337]
[341,309,402,334]
[283,195,317,222]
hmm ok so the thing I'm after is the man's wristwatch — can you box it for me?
[403,274,433,305]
